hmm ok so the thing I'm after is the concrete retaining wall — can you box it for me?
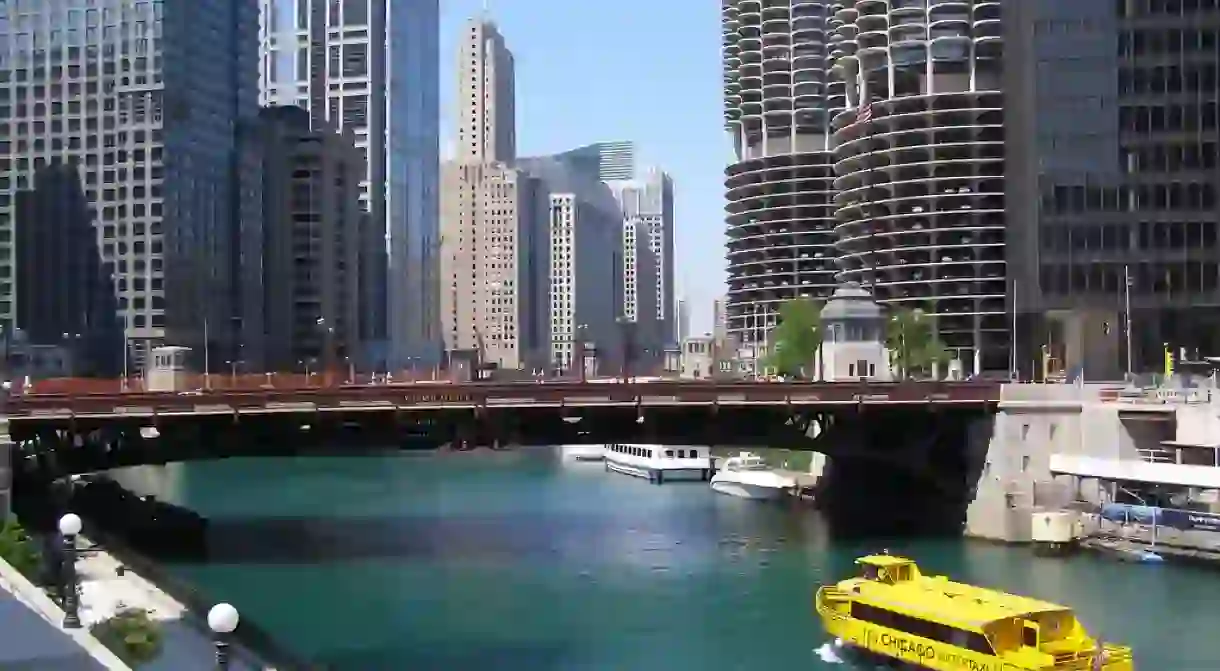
[0,554,131,669]
[1,418,10,521]
[964,384,1162,543]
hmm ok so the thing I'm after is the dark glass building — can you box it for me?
[0,0,261,371]
[1006,0,1220,377]
[14,163,122,376]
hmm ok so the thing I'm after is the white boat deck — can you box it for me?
[604,444,711,482]
[1050,454,1220,489]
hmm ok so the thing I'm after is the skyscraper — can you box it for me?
[1003,1,1220,376]
[15,162,123,376]
[828,0,1005,374]
[440,16,545,369]
[0,0,261,368]
[556,141,637,181]
[252,107,364,371]
[611,169,676,344]
[259,0,441,369]
[722,0,839,348]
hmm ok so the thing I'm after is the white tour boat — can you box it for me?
[710,452,796,500]
[559,444,605,462]
[604,443,712,483]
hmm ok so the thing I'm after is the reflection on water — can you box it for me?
[111,450,1220,670]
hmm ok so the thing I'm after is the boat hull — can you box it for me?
[605,459,708,482]
[709,479,786,500]
[560,445,605,462]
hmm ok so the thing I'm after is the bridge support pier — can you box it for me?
[809,409,986,538]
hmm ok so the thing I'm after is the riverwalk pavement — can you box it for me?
[73,537,276,671]
[0,549,129,669]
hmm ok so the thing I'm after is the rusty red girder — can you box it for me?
[3,379,1002,419]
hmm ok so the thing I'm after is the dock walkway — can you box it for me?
[73,536,277,671]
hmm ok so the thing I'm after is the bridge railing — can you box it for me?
[21,370,451,395]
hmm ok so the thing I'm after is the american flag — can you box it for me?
[856,103,873,124]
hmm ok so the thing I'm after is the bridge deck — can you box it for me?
[2,380,1002,422]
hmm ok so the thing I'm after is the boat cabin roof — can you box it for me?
[857,555,914,569]
[847,557,1072,629]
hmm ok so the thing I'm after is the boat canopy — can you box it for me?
[847,557,1074,629]
[1050,453,1220,489]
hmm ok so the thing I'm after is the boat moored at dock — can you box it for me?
[559,445,605,462]
[815,554,1134,670]
[604,444,712,484]
[710,452,795,500]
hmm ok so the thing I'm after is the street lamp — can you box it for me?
[207,602,240,670]
[61,332,81,376]
[616,316,635,384]
[57,513,82,628]
[316,317,336,385]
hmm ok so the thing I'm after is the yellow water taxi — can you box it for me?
[815,554,1134,670]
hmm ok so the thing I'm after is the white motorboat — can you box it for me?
[559,445,605,462]
[604,444,712,483]
[710,452,796,500]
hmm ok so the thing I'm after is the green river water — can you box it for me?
[112,449,1219,670]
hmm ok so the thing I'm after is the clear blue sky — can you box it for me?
[439,0,729,333]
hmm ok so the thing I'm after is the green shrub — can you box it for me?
[0,518,41,579]
[90,607,164,667]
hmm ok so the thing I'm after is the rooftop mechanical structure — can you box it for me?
[723,0,841,348]
[828,0,1006,373]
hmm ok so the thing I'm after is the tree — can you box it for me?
[0,518,41,580]
[886,306,950,378]
[765,298,823,378]
[90,607,164,667]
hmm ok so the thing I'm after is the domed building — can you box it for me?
[813,281,892,381]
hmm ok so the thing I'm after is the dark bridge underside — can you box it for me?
[11,404,991,538]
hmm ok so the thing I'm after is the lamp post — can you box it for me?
[207,603,239,669]
[316,317,336,385]
[61,332,81,376]
[57,513,82,628]
[616,316,635,384]
[575,323,589,382]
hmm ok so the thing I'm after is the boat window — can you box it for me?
[851,602,994,655]
[1023,625,1038,648]
[862,565,879,580]
[666,450,674,458]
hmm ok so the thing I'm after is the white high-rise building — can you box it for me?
[440,16,551,370]
[258,0,441,369]
[611,169,675,343]
[546,194,619,370]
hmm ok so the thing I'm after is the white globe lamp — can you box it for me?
[57,513,82,537]
[207,603,240,634]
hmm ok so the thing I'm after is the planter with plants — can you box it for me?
[0,518,41,580]
[89,606,164,668]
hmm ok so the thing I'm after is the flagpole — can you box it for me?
[1009,279,1017,380]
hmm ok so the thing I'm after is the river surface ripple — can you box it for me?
[111,450,1220,670]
